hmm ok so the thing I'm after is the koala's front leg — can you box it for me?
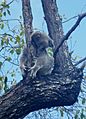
[20,63,27,76]
[30,60,43,78]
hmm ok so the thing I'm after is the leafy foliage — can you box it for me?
[0,0,24,94]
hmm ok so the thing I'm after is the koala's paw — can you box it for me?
[20,64,27,71]
[30,70,37,79]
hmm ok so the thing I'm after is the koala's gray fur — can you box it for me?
[20,31,54,78]
[31,31,54,56]
[29,48,54,78]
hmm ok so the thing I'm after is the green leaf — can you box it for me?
[11,70,15,77]
[1,23,4,29]
[10,37,13,42]
[16,35,20,43]
[10,49,14,54]
[5,39,9,45]
[20,16,22,19]
[7,9,11,15]
[0,76,3,81]
[16,48,21,55]
[1,39,4,46]
[46,47,53,57]
[21,39,24,45]
[60,109,64,117]
[75,114,78,119]
[0,62,2,69]
[6,57,12,62]
[0,81,3,90]
[82,98,85,105]
[0,12,2,17]
[20,31,24,36]
[75,110,80,119]
[80,110,85,119]
[1,1,6,7]
[3,11,6,16]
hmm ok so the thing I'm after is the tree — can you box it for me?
[0,0,86,119]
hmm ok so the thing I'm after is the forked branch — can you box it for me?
[75,57,86,66]
[54,13,86,57]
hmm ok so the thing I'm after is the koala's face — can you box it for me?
[31,31,54,50]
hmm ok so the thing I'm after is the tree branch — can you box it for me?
[62,15,78,23]
[41,0,73,72]
[0,19,22,26]
[75,57,86,66]
[0,69,83,119]
[22,0,33,67]
[6,0,14,6]
[22,0,33,45]
[54,13,86,57]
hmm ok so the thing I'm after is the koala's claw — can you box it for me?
[23,65,27,70]
[30,70,37,79]
[20,64,25,70]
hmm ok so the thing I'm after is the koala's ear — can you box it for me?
[31,32,41,39]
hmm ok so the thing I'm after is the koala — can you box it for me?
[20,44,36,76]
[29,47,54,78]
[20,45,29,76]
[20,31,54,78]
[31,31,54,56]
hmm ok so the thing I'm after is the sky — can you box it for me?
[58,0,86,58]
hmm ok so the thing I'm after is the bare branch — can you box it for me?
[54,13,86,57]
[74,57,86,66]
[62,15,78,23]
[0,33,16,40]
[0,19,22,25]
[6,0,14,6]
[22,0,33,45]
[0,54,19,66]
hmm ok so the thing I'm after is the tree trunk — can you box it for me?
[41,0,73,73]
[0,0,83,119]
[0,68,83,119]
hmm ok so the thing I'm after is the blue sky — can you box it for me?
[58,0,86,58]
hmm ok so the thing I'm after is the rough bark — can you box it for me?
[0,68,83,119]
[22,0,33,67]
[0,0,83,119]
[41,0,73,73]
